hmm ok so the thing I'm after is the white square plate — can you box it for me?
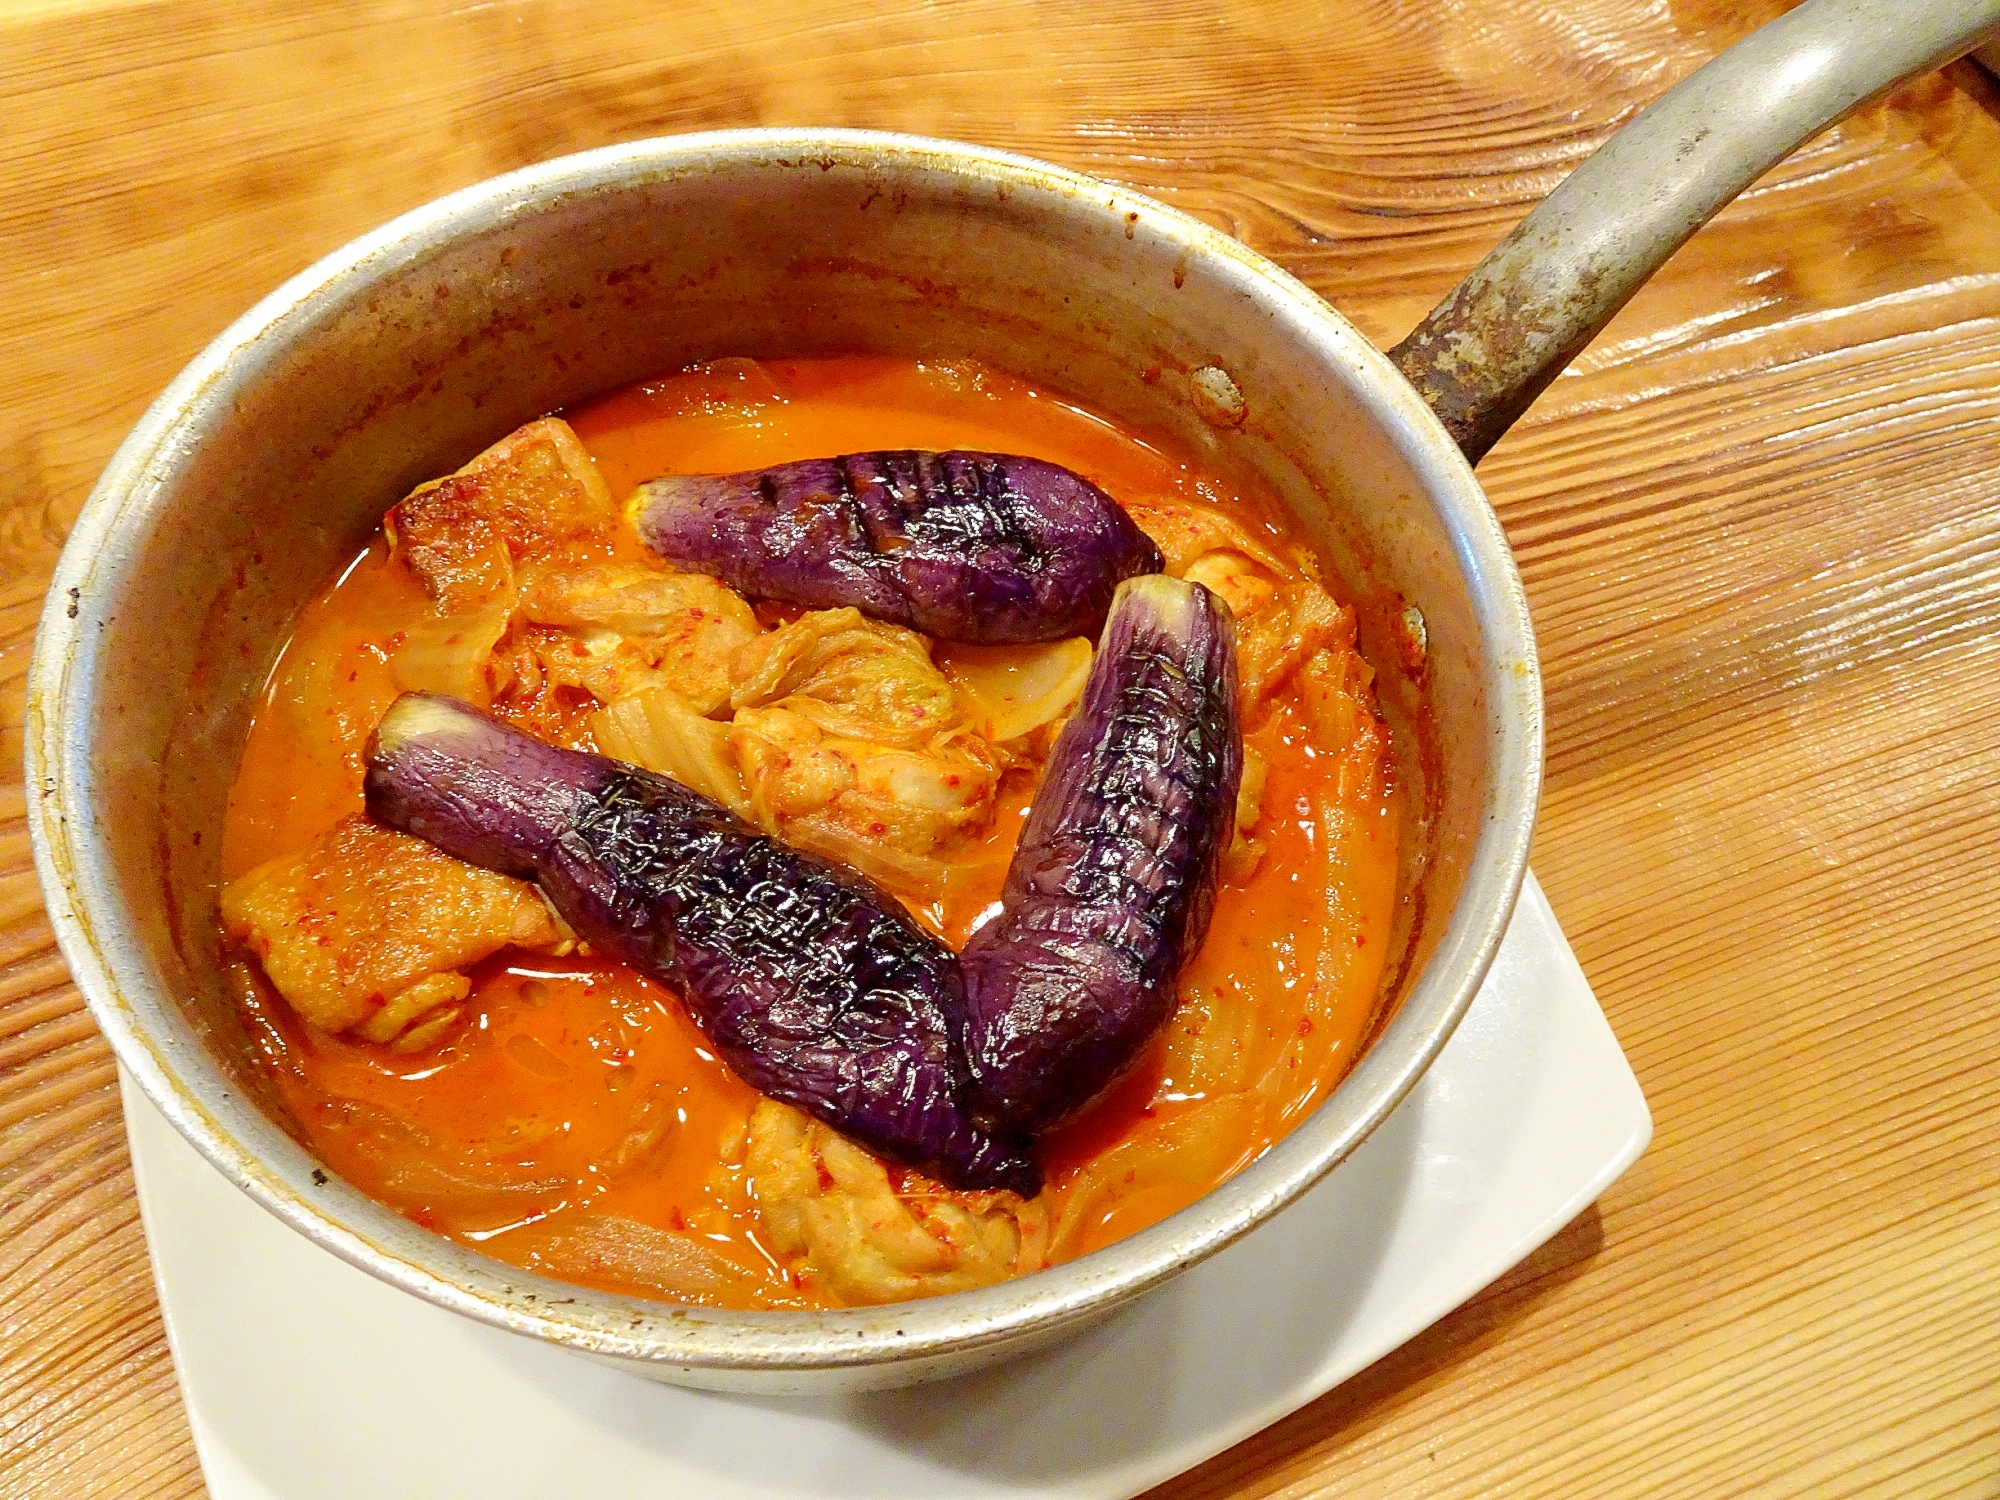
[126,871,1649,1499]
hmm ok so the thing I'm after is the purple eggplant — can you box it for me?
[958,576,1242,1134]
[629,451,1163,644]
[363,692,1038,1196]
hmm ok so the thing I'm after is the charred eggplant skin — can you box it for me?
[958,576,1243,1134]
[629,450,1164,644]
[364,693,1039,1196]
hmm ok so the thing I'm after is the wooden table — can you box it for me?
[5,1,1999,1494]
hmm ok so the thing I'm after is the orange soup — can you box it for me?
[220,356,1399,1310]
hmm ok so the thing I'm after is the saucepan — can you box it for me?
[27,0,1996,1392]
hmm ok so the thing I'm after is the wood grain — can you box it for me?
[4,0,1999,1495]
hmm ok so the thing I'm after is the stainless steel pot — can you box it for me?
[26,0,1996,1393]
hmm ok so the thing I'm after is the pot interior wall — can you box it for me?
[60,144,1504,1331]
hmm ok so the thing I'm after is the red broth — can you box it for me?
[221,356,1399,1309]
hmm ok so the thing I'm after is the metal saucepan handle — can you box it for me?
[1390,0,2000,465]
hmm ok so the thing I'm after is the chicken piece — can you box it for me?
[729,607,957,747]
[745,1100,1048,1306]
[386,418,617,610]
[221,815,561,1045]
[518,562,760,715]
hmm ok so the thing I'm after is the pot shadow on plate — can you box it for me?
[511,1086,1425,1495]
